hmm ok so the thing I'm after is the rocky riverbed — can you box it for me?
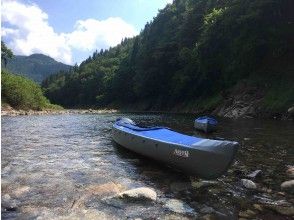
[1,113,293,219]
[1,107,118,116]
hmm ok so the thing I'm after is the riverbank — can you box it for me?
[2,98,293,120]
[1,106,118,116]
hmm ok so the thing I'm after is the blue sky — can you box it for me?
[1,0,172,64]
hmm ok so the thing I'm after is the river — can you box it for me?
[1,113,293,219]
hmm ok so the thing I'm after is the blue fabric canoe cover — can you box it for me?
[116,119,202,146]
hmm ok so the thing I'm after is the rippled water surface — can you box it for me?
[2,113,294,219]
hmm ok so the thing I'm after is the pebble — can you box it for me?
[163,199,195,215]
[253,204,263,212]
[170,181,191,192]
[199,206,215,214]
[191,180,218,189]
[241,179,257,189]
[286,166,294,178]
[13,186,30,197]
[238,209,256,218]
[267,205,294,216]
[246,170,262,179]
[201,214,215,220]
[288,106,294,115]
[86,182,124,197]
[119,187,157,201]
[280,180,294,193]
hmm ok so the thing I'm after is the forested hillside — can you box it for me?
[42,0,294,116]
[5,54,71,83]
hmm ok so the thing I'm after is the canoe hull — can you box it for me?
[112,122,238,179]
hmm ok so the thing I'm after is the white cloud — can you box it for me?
[65,17,137,51]
[1,0,138,64]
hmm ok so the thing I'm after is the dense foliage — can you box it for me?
[1,41,13,67]
[5,54,71,83]
[42,0,294,111]
[2,70,60,110]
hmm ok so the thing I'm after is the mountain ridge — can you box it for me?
[5,53,72,83]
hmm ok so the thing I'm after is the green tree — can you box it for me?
[1,41,13,67]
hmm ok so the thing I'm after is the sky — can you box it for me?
[1,0,173,65]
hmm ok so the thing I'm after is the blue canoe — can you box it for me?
[112,118,239,179]
[194,116,218,133]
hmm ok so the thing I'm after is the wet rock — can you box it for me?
[1,194,18,212]
[163,199,195,215]
[288,106,294,115]
[286,166,294,178]
[13,186,30,197]
[200,214,215,220]
[267,205,294,216]
[141,170,164,178]
[2,194,11,202]
[126,158,141,165]
[246,170,262,179]
[199,205,215,214]
[191,180,218,189]
[170,181,191,192]
[119,187,157,201]
[101,196,124,209]
[253,204,263,212]
[238,209,256,218]
[163,214,190,220]
[72,182,125,209]
[241,179,257,189]
[280,180,294,193]
[87,182,124,197]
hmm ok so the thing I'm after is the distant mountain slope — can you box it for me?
[5,54,71,83]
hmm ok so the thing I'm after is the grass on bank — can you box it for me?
[1,69,63,111]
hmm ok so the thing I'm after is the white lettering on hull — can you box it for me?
[173,149,189,158]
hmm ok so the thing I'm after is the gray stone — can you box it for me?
[199,206,215,214]
[267,205,294,216]
[281,180,294,193]
[241,179,257,189]
[286,166,294,178]
[118,187,157,201]
[170,181,191,192]
[238,209,256,218]
[191,180,218,189]
[288,106,294,115]
[246,170,262,179]
[163,199,195,215]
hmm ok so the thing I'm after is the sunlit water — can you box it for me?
[1,113,293,219]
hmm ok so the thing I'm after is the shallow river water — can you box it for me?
[1,113,294,219]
